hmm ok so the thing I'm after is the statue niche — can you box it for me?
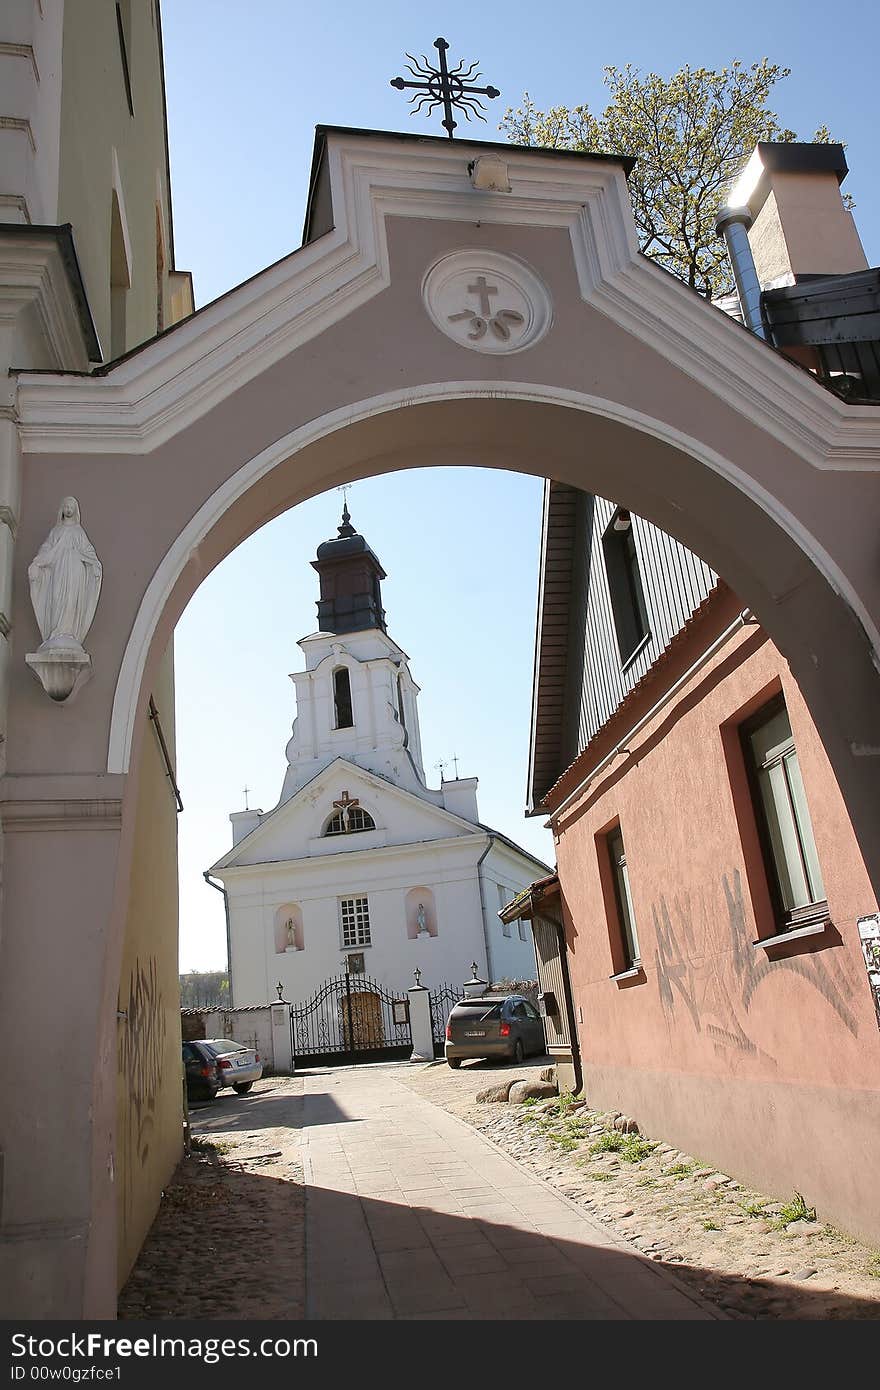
[405,887,437,940]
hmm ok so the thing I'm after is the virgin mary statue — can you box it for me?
[28,497,102,651]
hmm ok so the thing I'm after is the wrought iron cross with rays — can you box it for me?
[390,37,500,139]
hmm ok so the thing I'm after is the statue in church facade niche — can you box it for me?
[25,497,102,702]
[417,902,429,935]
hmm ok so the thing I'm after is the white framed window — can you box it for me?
[740,695,826,930]
[518,921,528,942]
[333,667,354,728]
[497,883,512,936]
[606,824,640,968]
[340,896,371,948]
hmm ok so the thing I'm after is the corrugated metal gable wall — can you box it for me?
[577,497,717,751]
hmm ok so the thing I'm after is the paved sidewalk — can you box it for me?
[303,1066,721,1320]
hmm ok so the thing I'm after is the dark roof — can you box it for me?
[499,872,560,923]
[526,481,587,813]
[763,267,880,347]
[751,140,848,185]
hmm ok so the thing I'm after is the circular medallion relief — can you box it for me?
[422,250,552,354]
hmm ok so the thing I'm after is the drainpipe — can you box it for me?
[555,918,583,1095]
[203,871,233,1008]
[715,206,768,340]
[475,835,495,984]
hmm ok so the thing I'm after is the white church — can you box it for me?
[209,506,550,1008]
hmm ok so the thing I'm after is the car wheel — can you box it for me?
[233,1081,254,1094]
[513,1039,525,1064]
[447,1058,462,1069]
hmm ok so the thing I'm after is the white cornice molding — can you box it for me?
[13,132,879,468]
[213,830,491,881]
[0,232,92,371]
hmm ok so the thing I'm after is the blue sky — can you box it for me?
[162,1,879,972]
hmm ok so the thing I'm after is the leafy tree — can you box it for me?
[179,969,230,1009]
[501,62,843,298]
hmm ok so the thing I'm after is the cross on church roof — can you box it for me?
[390,37,500,139]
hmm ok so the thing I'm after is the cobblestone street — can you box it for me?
[119,1061,880,1321]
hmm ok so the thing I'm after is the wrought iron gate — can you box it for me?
[428,982,462,1057]
[290,972,412,1067]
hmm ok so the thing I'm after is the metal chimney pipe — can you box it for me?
[715,205,767,340]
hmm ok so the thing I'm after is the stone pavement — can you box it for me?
[302,1065,721,1320]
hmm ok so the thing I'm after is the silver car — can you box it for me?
[202,1039,263,1094]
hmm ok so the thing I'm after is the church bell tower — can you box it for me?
[311,502,387,635]
[275,505,432,804]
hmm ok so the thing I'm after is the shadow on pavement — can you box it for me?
[120,1155,880,1320]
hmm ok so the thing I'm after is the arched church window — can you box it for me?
[333,667,353,728]
[324,806,376,836]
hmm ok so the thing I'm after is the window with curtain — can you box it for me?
[741,696,826,929]
[606,824,640,968]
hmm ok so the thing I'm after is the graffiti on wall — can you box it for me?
[118,955,167,1240]
[653,868,859,1066]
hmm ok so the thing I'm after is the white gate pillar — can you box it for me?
[408,980,434,1063]
[270,996,293,1074]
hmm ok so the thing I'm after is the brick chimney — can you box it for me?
[729,142,867,288]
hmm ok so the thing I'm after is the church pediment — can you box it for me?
[210,757,483,874]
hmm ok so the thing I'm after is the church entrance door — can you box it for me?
[290,972,412,1067]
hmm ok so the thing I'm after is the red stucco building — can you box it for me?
[520,145,880,1243]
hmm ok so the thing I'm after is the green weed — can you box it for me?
[619,1136,657,1163]
[665,1162,695,1177]
[190,1134,229,1156]
[738,1199,769,1218]
[588,1132,625,1155]
[702,1220,721,1231]
[772,1192,817,1228]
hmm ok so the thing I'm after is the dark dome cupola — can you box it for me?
[311,504,387,634]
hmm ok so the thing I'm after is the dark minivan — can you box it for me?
[444,993,545,1068]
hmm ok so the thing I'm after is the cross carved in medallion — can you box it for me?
[447,275,525,343]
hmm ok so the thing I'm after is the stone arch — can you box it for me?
[106,381,879,778]
[7,127,880,1318]
[405,886,438,940]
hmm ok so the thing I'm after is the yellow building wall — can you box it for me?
[57,0,180,356]
[116,642,183,1288]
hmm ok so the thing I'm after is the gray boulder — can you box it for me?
[508,1079,558,1104]
[476,1080,518,1103]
